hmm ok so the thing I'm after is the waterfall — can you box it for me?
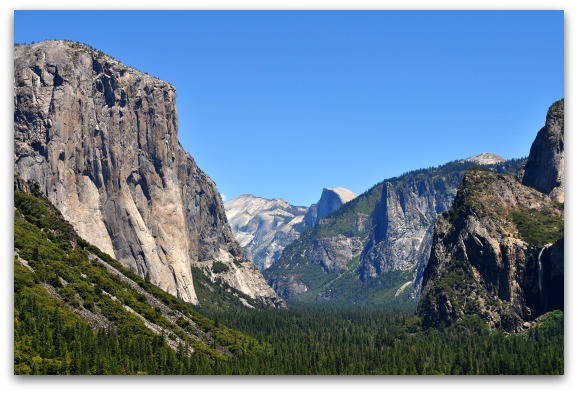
[537,246,546,311]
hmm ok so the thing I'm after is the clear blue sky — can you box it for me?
[14,10,563,207]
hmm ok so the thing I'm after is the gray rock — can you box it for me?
[522,99,564,202]
[267,156,525,303]
[461,152,506,166]
[225,188,356,272]
[193,259,286,308]
[304,187,356,227]
[308,235,363,274]
[225,195,307,270]
[360,176,454,281]
[14,40,282,306]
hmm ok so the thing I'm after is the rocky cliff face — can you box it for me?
[224,195,307,270]
[304,187,357,227]
[266,157,525,304]
[14,40,281,306]
[522,99,564,202]
[359,173,456,280]
[418,169,563,331]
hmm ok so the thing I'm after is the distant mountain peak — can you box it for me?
[322,187,357,204]
[304,187,357,227]
[462,152,506,165]
[225,195,308,270]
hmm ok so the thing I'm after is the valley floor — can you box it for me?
[194,303,564,375]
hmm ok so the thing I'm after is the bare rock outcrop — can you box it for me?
[522,99,564,202]
[193,259,286,308]
[304,187,356,227]
[267,156,524,303]
[225,188,356,272]
[224,195,307,270]
[307,235,363,274]
[359,175,454,281]
[462,152,506,166]
[14,40,280,306]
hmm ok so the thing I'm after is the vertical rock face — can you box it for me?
[359,174,455,281]
[224,195,308,270]
[522,99,564,202]
[418,169,564,331]
[308,235,364,274]
[304,187,357,227]
[13,40,280,305]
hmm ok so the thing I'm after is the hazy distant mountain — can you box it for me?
[225,195,308,270]
[225,187,357,270]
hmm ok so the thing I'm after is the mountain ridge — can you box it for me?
[14,177,275,373]
[522,99,564,202]
[266,155,526,304]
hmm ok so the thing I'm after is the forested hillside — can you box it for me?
[13,180,268,374]
[14,179,563,375]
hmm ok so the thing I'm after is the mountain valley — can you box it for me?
[12,39,564,376]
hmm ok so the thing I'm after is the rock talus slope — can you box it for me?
[14,40,280,306]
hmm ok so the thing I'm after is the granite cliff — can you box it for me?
[304,187,357,227]
[14,40,282,307]
[522,99,564,202]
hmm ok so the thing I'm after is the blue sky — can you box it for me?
[14,10,564,206]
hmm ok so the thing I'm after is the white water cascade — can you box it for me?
[537,247,546,310]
